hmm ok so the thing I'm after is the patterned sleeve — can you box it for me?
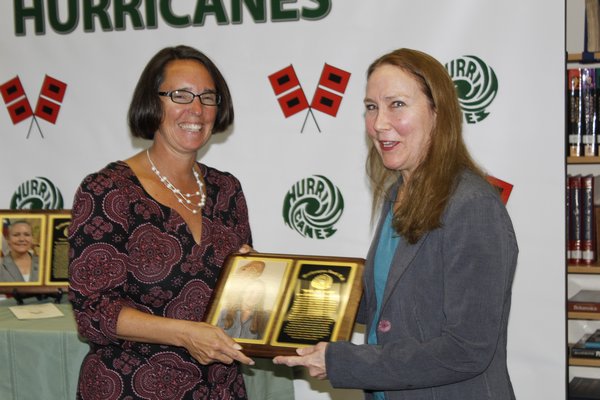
[67,168,133,345]
[207,167,253,252]
[231,175,253,248]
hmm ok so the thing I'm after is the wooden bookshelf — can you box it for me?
[568,52,600,63]
[570,357,600,367]
[567,156,600,164]
[569,265,600,274]
[569,311,600,320]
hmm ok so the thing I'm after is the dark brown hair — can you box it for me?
[128,45,234,139]
[366,48,485,244]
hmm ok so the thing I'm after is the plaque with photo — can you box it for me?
[0,211,47,288]
[205,252,364,357]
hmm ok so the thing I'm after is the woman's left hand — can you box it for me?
[273,342,328,379]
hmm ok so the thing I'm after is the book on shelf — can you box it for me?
[581,68,598,156]
[569,376,600,400]
[571,333,600,358]
[568,69,583,157]
[595,206,600,263]
[586,0,600,53]
[582,174,597,264]
[584,328,600,349]
[568,176,572,262]
[568,175,584,264]
[568,0,586,54]
[568,289,600,312]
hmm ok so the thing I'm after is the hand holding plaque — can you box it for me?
[205,252,364,357]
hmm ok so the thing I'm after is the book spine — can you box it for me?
[586,0,600,52]
[582,68,598,156]
[582,329,600,348]
[567,175,572,262]
[568,68,583,157]
[569,175,583,264]
[571,346,600,358]
[568,302,600,312]
[582,174,596,264]
[596,68,600,156]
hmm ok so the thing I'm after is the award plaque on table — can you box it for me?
[43,212,71,288]
[0,211,47,288]
[205,252,364,357]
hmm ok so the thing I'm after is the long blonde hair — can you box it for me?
[366,48,485,244]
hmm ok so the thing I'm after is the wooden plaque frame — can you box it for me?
[205,252,364,357]
[0,210,70,302]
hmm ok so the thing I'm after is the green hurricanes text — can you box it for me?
[14,0,332,36]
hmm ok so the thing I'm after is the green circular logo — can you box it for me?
[10,176,64,209]
[446,55,498,124]
[282,175,344,239]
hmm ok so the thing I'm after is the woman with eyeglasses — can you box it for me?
[68,45,255,399]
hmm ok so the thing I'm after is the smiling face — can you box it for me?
[155,59,218,155]
[364,64,436,181]
[7,221,33,256]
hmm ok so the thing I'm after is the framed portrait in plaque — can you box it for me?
[205,252,364,357]
[44,212,71,287]
[0,211,47,287]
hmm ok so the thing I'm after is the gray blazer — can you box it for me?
[0,253,40,282]
[326,170,518,400]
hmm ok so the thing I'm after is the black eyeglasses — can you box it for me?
[158,90,221,106]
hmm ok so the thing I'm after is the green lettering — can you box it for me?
[231,0,266,24]
[193,0,228,25]
[31,180,39,194]
[48,0,78,34]
[271,0,298,21]
[316,180,325,194]
[83,0,113,32]
[465,62,480,83]
[14,0,45,36]
[145,0,158,28]
[301,0,330,20]
[160,0,190,26]
[114,0,144,30]
[455,59,466,77]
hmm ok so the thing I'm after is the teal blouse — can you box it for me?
[368,208,401,400]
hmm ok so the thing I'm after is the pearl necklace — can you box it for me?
[146,149,206,214]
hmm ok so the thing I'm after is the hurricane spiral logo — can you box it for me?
[10,176,64,209]
[446,55,498,124]
[282,175,344,239]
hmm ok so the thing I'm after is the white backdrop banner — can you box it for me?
[0,1,565,399]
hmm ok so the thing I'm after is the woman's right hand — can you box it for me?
[181,321,255,366]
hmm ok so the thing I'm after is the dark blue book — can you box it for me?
[584,328,600,349]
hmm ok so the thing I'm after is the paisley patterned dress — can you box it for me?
[68,161,252,400]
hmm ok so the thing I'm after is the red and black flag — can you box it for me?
[311,88,343,117]
[486,175,513,205]
[317,64,351,94]
[310,64,351,117]
[268,65,309,117]
[35,75,67,124]
[0,76,33,124]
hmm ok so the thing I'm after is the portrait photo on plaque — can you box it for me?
[44,212,71,287]
[207,255,294,344]
[205,253,364,357]
[0,212,47,287]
